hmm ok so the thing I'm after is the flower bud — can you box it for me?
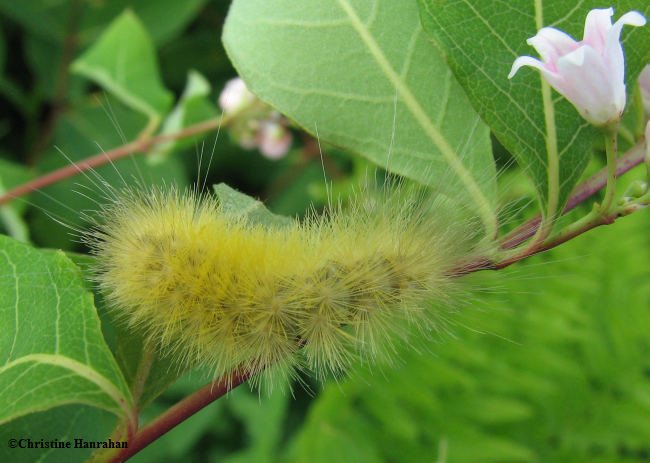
[219,77,255,112]
[623,180,648,199]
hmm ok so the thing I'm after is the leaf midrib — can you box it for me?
[335,0,496,236]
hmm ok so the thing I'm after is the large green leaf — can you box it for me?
[418,0,650,215]
[223,0,497,235]
[0,405,117,463]
[0,236,134,427]
[72,10,173,128]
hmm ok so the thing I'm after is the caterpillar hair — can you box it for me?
[84,180,490,389]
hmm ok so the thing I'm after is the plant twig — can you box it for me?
[105,369,252,463]
[499,140,646,250]
[0,116,230,207]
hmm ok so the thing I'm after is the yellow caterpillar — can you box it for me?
[86,184,486,386]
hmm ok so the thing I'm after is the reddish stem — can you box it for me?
[499,141,646,250]
[107,369,251,463]
[0,116,227,207]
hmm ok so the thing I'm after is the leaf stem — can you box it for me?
[599,127,618,214]
[105,369,252,463]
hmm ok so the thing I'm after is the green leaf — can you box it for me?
[0,23,5,72]
[213,183,294,228]
[223,0,497,235]
[0,404,117,463]
[109,315,184,413]
[0,0,208,46]
[80,0,209,46]
[0,236,135,427]
[24,32,88,101]
[0,158,33,243]
[220,387,290,463]
[0,0,66,41]
[64,253,185,413]
[418,1,650,214]
[72,10,173,129]
[149,70,218,162]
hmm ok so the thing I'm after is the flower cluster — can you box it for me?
[509,8,646,127]
[219,77,292,159]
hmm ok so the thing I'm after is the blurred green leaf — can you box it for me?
[0,158,33,243]
[72,10,173,127]
[149,70,218,162]
[24,32,87,101]
[0,0,66,41]
[108,316,185,413]
[79,0,209,46]
[0,0,208,45]
[223,0,496,222]
[219,386,290,463]
[0,236,134,439]
[0,23,5,72]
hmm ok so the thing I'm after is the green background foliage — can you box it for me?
[0,1,649,462]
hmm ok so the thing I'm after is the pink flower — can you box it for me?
[219,77,293,159]
[509,8,646,127]
[218,77,255,112]
[257,120,292,159]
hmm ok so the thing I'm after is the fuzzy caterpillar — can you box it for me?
[86,184,485,386]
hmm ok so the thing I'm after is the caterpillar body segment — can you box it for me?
[88,186,483,385]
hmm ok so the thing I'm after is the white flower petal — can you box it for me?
[605,11,647,86]
[508,56,546,79]
[615,10,648,27]
[509,56,567,97]
[557,46,619,125]
[527,27,579,64]
[582,8,614,54]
